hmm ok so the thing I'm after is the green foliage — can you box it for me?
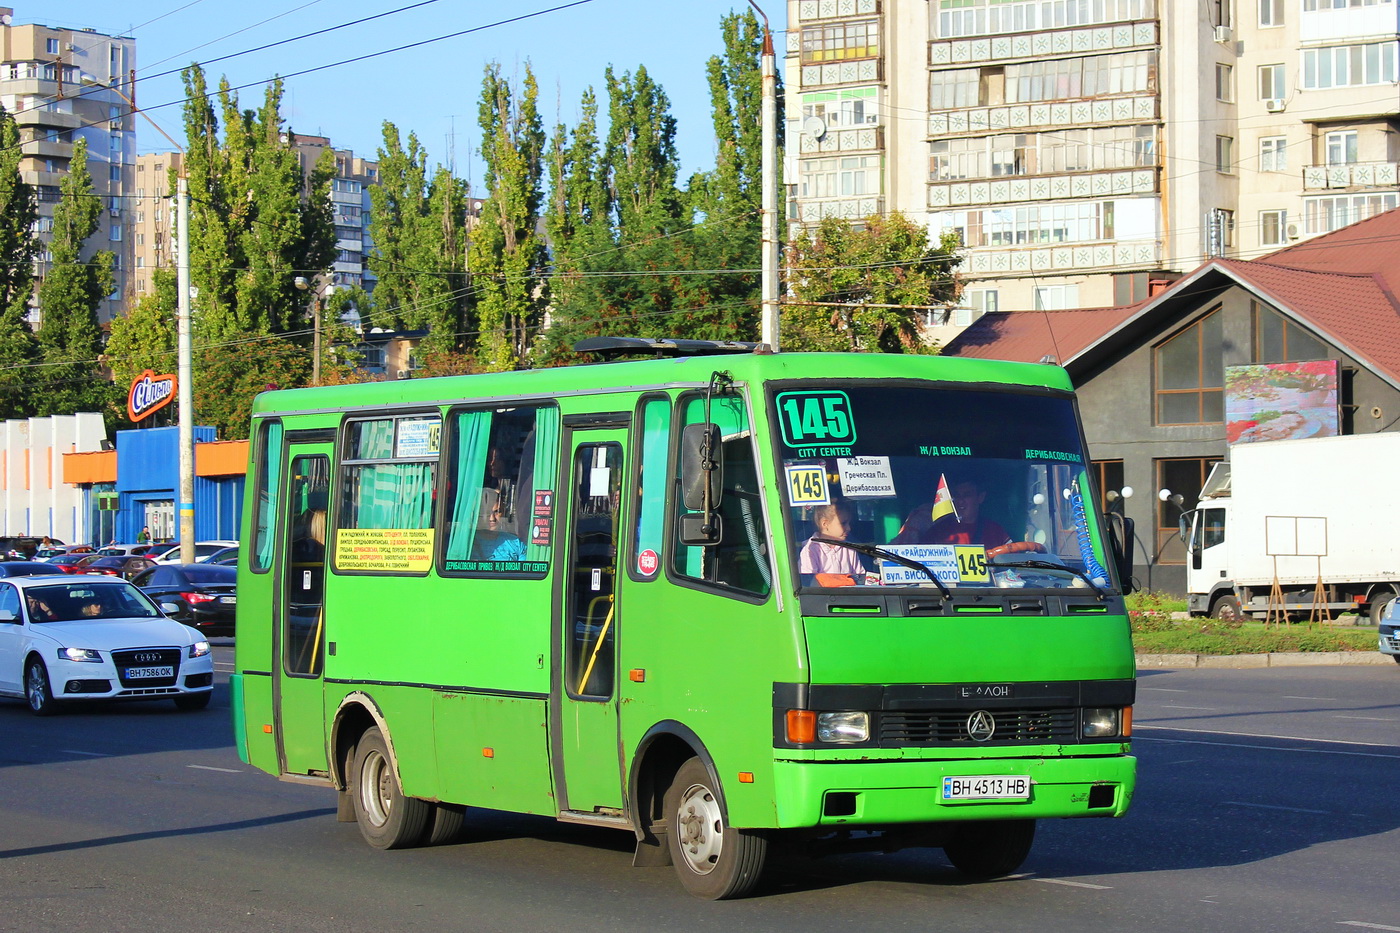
[34,138,115,417]
[784,213,961,353]
[193,335,310,440]
[0,102,40,418]
[1131,617,1378,654]
[105,268,179,407]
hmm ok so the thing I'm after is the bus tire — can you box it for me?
[664,757,767,900]
[349,727,430,849]
[424,802,466,845]
[943,819,1036,878]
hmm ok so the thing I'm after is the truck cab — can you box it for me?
[1182,463,1239,619]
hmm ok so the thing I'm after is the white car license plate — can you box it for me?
[220,596,236,605]
[941,775,1031,800]
[126,665,173,679]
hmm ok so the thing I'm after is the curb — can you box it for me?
[1136,652,1396,669]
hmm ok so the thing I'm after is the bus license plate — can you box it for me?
[942,775,1031,801]
[125,666,173,679]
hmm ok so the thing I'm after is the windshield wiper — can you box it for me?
[810,536,952,599]
[990,559,1108,600]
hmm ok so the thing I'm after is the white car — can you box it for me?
[151,541,240,563]
[0,576,214,715]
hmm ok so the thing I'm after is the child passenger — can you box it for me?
[799,500,866,586]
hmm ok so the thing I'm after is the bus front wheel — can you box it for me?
[350,727,430,849]
[664,757,767,900]
[943,819,1036,878]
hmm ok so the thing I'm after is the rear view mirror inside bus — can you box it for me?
[680,423,723,513]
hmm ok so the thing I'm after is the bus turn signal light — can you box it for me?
[786,709,816,744]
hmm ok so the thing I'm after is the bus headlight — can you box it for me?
[1082,708,1122,738]
[817,711,870,743]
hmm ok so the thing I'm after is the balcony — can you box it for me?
[795,0,878,22]
[929,167,1158,208]
[797,124,884,156]
[928,94,1158,137]
[801,56,882,89]
[795,195,884,224]
[930,19,1157,66]
[1302,161,1400,190]
[962,237,1160,277]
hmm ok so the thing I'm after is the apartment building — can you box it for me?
[285,133,379,296]
[129,151,179,297]
[0,7,135,324]
[784,0,1400,334]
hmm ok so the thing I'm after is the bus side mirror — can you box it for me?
[679,423,723,546]
[1107,514,1135,595]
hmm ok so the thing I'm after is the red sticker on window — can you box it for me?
[637,548,659,577]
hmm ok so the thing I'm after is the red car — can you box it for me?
[44,554,100,574]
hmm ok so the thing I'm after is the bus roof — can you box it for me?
[251,352,1072,417]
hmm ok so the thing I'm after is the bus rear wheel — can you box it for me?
[350,726,430,849]
[943,819,1036,878]
[664,757,767,900]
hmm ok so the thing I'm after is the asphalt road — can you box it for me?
[1,649,1397,933]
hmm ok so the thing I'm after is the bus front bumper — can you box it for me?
[769,752,1135,828]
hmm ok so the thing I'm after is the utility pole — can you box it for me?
[750,0,780,352]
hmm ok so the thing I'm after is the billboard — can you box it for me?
[1224,360,1339,445]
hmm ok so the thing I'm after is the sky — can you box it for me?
[39,0,780,183]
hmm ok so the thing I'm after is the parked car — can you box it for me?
[34,545,94,561]
[0,561,71,578]
[43,555,99,574]
[132,563,237,636]
[98,544,160,557]
[0,576,214,714]
[80,555,158,580]
[200,546,239,566]
[1,537,61,560]
[151,541,239,563]
[1380,598,1400,664]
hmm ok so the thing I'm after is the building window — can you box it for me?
[1325,130,1358,165]
[1260,209,1288,246]
[46,38,61,54]
[1254,303,1328,362]
[1260,0,1284,25]
[799,155,881,199]
[1003,51,1156,104]
[929,68,981,111]
[1260,136,1287,171]
[925,288,998,327]
[1259,64,1286,100]
[942,201,1114,248]
[1302,42,1397,89]
[1305,0,1397,11]
[801,86,880,129]
[935,0,1162,39]
[109,224,122,242]
[800,20,878,64]
[1305,192,1399,233]
[1155,458,1222,564]
[1033,284,1080,310]
[1216,135,1234,173]
[1091,460,1127,515]
[1154,309,1223,426]
[1216,64,1234,102]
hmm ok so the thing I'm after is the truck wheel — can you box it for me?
[349,727,430,849]
[943,819,1036,878]
[664,757,768,899]
[1369,592,1397,626]
[1211,595,1242,622]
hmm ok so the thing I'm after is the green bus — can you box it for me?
[232,341,1137,899]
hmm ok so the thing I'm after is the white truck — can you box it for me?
[1182,433,1400,624]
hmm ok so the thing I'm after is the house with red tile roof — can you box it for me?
[941,209,1400,595]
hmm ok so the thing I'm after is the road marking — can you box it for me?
[1335,716,1396,722]
[1162,705,1216,710]
[187,764,241,773]
[1223,800,1330,815]
[1135,730,1400,760]
[1339,923,1400,932]
[1283,696,1336,701]
[1140,687,1189,692]
[1033,877,1113,890]
[61,750,105,757]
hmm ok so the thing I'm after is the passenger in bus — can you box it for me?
[473,488,526,561]
[800,500,866,587]
[894,477,1013,549]
[293,509,327,563]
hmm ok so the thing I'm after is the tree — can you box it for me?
[0,102,41,418]
[783,212,961,353]
[34,137,116,416]
[105,268,178,420]
[471,63,547,371]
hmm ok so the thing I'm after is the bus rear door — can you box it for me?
[553,426,628,815]
[274,441,332,776]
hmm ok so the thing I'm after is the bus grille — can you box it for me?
[879,707,1079,746]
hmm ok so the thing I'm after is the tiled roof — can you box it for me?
[942,208,1400,386]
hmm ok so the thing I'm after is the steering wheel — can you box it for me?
[985,541,1047,560]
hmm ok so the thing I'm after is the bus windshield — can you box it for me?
[774,384,1116,593]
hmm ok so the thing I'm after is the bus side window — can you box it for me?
[631,396,670,580]
[670,394,772,598]
[251,419,283,573]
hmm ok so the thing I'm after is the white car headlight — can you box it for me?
[188,640,211,658]
[816,711,870,743]
[59,647,102,663]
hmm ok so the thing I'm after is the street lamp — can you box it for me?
[82,74,196,565]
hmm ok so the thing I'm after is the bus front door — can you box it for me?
[554,429,628,815]
[274,445,332,776]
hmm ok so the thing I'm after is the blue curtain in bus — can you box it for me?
[445,410,492,560]
[524,406,559,562]
[254,420,283,571]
